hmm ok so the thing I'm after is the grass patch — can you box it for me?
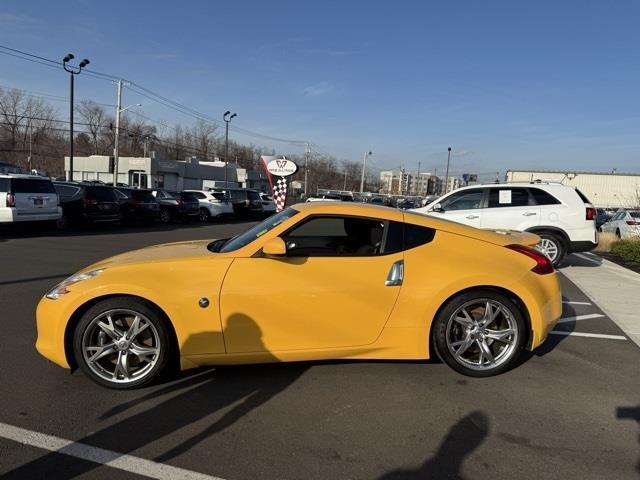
[595,232,617,252]
[611,238,640,263]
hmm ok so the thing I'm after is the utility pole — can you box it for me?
[304,142,310,198]
[223,111,237,187]
[27,123,33,172]
[343,170,348,191]
[416,160,421,195]
[360,150,372,193]
[113,80,123,186]
[444,146,452,195]
[62,54,89,181]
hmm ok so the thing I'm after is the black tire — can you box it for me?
[616,229,621,240]
[535,232,566,267]
[56,213,70,231]
[73,297,171,389]
[432,289,527,377]
[159,208,171,224]
[199,208,211,222]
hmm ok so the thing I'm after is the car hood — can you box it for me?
[82,240,214,271]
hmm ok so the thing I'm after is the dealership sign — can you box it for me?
[266,157,298,177]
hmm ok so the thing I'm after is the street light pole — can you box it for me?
[112,79,140,187]
[62,54,90,181]
[304,142,310,198]
[359,150,372,193]
[223,111,237,187]
[444,146,452,195]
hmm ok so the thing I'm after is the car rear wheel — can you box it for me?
[199,208,211,222]
[56,213,70,231]
[73,298,171,389]
[534,232,565,267]
[433,290,526,377]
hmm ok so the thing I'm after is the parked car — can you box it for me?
[369,196,393,207]
[151,189,199,223]
[0,174,61,225]
[412,182,598,266]
[397,199,419,210]
[260,192,277,215]
[116,188,160,224]
[53,182,120,229]
[306,194,342,202]
[596,208,613,231]
[210,188,263,217]
[600,209,640,239]
[184,189,231,222]
[36,201,561,388]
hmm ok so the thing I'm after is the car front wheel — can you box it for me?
[199,208,211,222]
[159,208,171,224]
[73,298,171,389]
[433,290,526,377]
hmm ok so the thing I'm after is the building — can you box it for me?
[380,170,445,196]
[236,168,270,192]
[506,169,640,208]
[64,155,240,191]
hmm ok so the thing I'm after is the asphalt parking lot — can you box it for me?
[0,222,639,480]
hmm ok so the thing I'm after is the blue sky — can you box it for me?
[1,0,639,179]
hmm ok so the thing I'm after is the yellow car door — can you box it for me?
[220,215,404,353]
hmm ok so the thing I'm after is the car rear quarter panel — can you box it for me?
[385,230,562,357]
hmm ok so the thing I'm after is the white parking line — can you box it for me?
[573,253,602,265]
[549,331,627,340]
[562,301,592,306]
[556,313,605,324]
[0,422,225,480]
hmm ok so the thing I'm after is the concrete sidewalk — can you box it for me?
[560,252,640,347]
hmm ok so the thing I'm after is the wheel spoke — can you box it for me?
[485,328,515,343]
[480,301,499,327]
[129,343,158,360]
[97,315,122,341]
[126,315,149,341]
[477,339,495,365]
[453,307,474,326]
[86,343,116,363]
[113,351,130,380]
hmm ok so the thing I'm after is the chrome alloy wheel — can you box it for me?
[445,299,519,371]
[81,309,161,384]
[535,238,558,262]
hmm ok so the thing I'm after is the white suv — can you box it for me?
[412,182,598,266]
[184,190,233,222]
[0,174,62,224]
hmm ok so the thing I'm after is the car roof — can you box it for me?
[0,173,51,179]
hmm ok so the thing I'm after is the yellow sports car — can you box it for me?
[36,202,561,389]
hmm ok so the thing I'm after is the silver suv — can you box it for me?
[412,182,598,266]
[0,174,62,224]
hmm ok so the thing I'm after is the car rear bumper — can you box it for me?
[0,207,62,223]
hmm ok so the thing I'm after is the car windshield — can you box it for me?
[130,190,156,202]
[217,208,299,253]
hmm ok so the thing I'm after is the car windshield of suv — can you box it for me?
[217,208,299,253]
[13,178,55,194]
[130,190,156,202]
[86,186,116,202]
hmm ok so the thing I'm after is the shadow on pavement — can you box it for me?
[559,253,603,269]
[379,411,489,480]
[2,316,308,479]
[616,405,640,475]
[0,273,72,287]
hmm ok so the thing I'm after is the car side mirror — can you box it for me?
[262,237,287,256]
[431,203,444,213]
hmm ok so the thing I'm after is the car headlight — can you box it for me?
[45,269,104,300]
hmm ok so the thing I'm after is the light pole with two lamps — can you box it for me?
[62,53,90,181]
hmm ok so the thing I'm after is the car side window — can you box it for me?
[283,216,386,257]
[487,188,530,208]
[54,185,80,198]
[440,189,483,211]
[529,188,561,205]
[385,221,436,253]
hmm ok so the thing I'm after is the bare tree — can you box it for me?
[77,100,107,154]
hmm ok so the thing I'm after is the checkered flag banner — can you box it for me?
[272,177,288,212]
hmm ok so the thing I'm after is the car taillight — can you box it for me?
[129,199,142,205]
[83,197,97,206]
[505,244,554,275]
[6,193,15,207]
[586,207,596,220]
[626,220,640,226]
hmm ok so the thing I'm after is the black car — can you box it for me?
[151,189,199,223]
[53,182,120,229]
[211,188,263,217]
[596,208,613,231]
[397,199,418,210]
[116,188,160,224]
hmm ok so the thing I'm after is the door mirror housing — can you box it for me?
[262,237,287,256]
[431,202,444,213]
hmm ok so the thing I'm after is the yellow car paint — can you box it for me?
[35,202,561,371]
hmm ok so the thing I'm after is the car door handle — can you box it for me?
[385,260,404,286]
[466,215,479,220]
[522,212,537,216]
